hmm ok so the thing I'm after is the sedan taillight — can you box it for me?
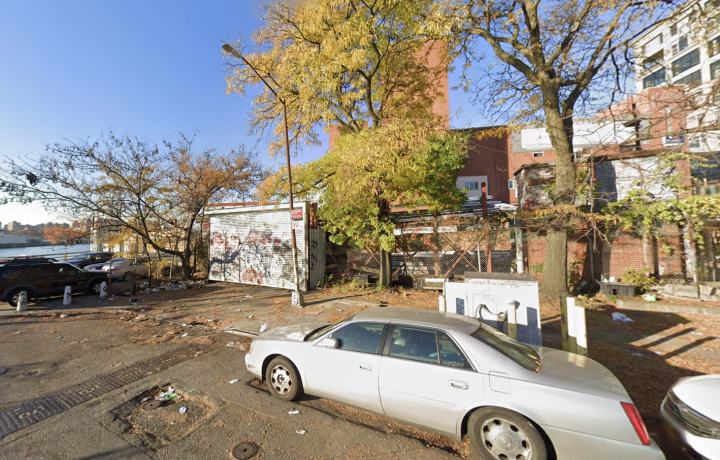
[621,402,650,445]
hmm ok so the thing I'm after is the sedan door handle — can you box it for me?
[448,380,469,390]
[359,364,372,371]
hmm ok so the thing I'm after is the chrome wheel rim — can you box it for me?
[480,417,532,460]
[269,364,293,395]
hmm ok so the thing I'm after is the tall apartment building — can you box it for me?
[631,0,720,154]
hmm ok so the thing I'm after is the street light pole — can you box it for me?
[223,43,304,307]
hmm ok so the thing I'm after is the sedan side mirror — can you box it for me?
[317,337,340,349]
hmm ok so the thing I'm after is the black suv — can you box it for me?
[0,261,109,306]
[64,252,115,268]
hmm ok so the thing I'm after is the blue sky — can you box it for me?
[0,0,482,225]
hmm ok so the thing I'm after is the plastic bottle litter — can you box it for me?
[296,430,306,435]
[260,324,267,333]
[179,407,187,414]
[612,312,634,323]
[288,410,299,415]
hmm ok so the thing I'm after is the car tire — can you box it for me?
[6,288,29,307]
[123,272,135,282]
[88,280,104,295]
[265,356,303,401]
[468,407,547,460]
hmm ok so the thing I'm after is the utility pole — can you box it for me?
[223,43,304,307]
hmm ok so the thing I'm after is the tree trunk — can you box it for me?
[379,249,392,287]
[539,83,575,297]
[543,225,569,296]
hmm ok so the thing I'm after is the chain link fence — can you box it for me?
[334,218,720,300]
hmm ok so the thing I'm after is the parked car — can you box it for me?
[0,256,58,264]
[64,252,114,269]
[100,258,150,281]
[84,257,125,271]
[0,261,109,306]
[661,375,720,459]
[245,307,665,460]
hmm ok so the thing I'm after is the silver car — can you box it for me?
[100,258,150,281]
[661,375,720,459]
[245,307,665,460]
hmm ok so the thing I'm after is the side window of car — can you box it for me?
[58,265,79,276]
[437,332,472,369]
[389,326,439,364]
[330,323,384,354]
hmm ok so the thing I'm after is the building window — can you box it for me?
[678,35,688,52]
[674,70,702,86]
[672,49,700,75]
[532,151,544,158]
[711,60,720,80]
[643,68,666,88]
[710,36,720,57]
[670,24,678,36]
[464,181,479,190]
[642,50,664,69]
[508,180,516,190]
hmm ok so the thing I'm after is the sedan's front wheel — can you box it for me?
[468,407,547,460]
[265,356,303,401]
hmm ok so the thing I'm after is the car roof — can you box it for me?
[353,307,480,334]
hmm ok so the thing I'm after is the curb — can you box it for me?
[617,298,720,317]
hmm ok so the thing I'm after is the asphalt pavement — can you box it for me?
[0,282,469,460]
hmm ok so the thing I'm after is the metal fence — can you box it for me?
[339,218,720,299]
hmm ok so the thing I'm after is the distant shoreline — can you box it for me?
[0,241,53,249]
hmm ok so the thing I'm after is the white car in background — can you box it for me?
[245,307,666,460]
[100,258,150,281]
[662,375,720,459]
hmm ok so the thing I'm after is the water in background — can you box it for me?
[0,244,91,259]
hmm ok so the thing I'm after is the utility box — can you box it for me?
[442,272,542,346]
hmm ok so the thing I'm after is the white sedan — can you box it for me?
[245,307,666,460]
[661,375,720,459]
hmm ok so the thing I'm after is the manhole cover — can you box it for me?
[232,442,258,459]
[141,400,163,411]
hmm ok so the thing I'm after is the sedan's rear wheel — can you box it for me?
[265,356,303,401]
[468,407,547,460]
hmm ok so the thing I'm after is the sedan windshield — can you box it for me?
[305,317,353,342]
[471,324,542,372]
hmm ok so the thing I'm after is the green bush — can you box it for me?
[620,268,656,293]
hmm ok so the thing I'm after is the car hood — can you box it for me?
[258,323,325,342]
[534,347,628,397]
[672,374,720,422]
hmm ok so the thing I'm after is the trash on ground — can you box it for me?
[260,324,267,333]
[179,406,187,414]
[296,429,306,435]
[245,295,252,298]
[248,315,253,318]
[288,410,299,415]
[181,333,188,337]
[612,312,634,323]
[229,379,240,384]
[642,294,657,302]
[0,368,8,376]
[60,314,69,318]
[156,386,178,401]
[129,298,138,302]
[141,397,151,403]
[140,309,146,312]
[70,339,88,344]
